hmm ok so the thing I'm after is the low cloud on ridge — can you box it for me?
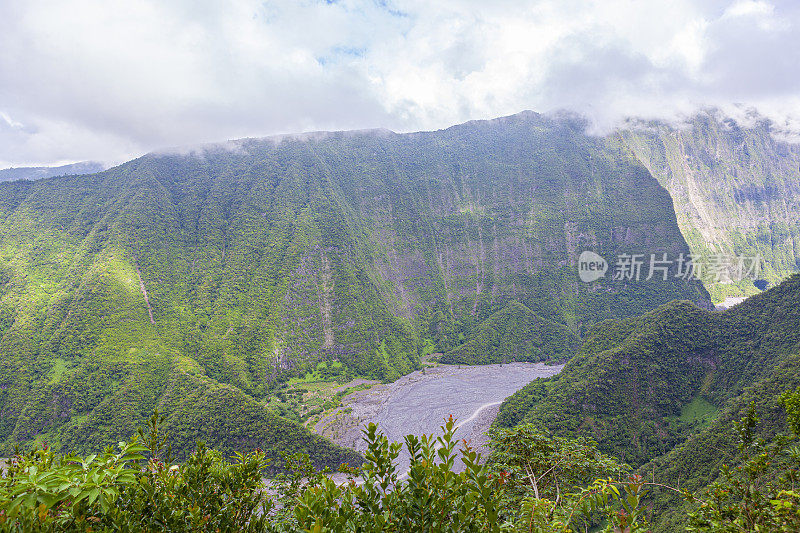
[1,0,799,167]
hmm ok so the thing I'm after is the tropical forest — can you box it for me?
[2,1,800,531]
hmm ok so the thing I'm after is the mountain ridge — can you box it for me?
[0,111,708,457]
[0,161,106,182]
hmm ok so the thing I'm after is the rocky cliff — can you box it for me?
[620,111,800,302]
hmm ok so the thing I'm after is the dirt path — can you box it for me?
[314,362,562,473]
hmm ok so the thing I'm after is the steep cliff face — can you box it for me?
[620,112,800,302]
[0,111,708,454]
[306,113,708,347]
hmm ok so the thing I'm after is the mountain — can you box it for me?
[0,111,708,457]
[0,161,106,182]
[619,111,800,302]
[440,300,580,364]
[496,273,800,530]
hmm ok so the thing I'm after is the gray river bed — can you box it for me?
[314,362,563,473]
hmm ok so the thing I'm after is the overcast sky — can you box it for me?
[1,0,799,167]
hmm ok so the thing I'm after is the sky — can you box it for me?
[1,0,800,167]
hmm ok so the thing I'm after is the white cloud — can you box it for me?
[0,111,24,130]
[724,0,774,18]
[1,0,799,166]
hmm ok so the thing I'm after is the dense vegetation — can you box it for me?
[3,391,799,532]
[497,273,800,530]
[440,301,580,364]
[0,112,709,456]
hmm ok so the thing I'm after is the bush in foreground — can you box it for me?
[1,388,799,531]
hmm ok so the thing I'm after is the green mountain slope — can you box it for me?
[644,352,800,531]
[0,111,708,456]
[496,274,800,529]
[620,111,800,302]
[498,274,800,462]
[440,301,580,364]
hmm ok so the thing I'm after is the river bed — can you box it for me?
[314,362,563,473]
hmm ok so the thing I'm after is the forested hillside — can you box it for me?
[620,111,800,302]
[439,300,580,364]
[0,111,708,457]
[497,273,800,530]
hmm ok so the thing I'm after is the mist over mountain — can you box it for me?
[1,106,800,530]
[4,0,800,528]
[0,161,106,182]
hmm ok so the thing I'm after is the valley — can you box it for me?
[0,110,710,463]
[1,111,799,531]
[4,1,800,528]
